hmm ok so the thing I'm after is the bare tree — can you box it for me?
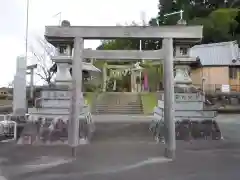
[7,81,13,88]
[29,35,57,85]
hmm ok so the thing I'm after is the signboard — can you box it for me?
[175,93,204,102]
[157,100,164,108]
[221,84,230,93]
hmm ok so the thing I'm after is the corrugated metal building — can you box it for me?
[190,41,240,66]
[189,41,240,92]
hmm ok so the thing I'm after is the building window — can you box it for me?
[84,58,92,63]
[59,45,68,54]
[180,47,188,55]
[229,67,240,79]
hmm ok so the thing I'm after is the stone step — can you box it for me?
[94,93,142,114]
[96,99,141,103]
[95,106,142,110]
[93,107,143,114]
[40,99,71,108]
[40,100,92,109]
[153,113,215,121]
[27,113,70,119]
[158,100,204,111]
[95,108,142,112]
[97,101,141,104]
[95,113,143,115]
[96,99,141,104]
[154,107,217,118]
[94,110,143,114]
[96,109,142,113]
[96,104,141,107]
[95,109,142,113]
[29,108,70,115]
[95,105,142,108]
[95,108,142,111]
[29,105,90,114]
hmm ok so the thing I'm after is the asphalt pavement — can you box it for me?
[0,114,240,180]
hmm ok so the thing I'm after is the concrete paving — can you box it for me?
[0,114,240,180]
[216,114,240,141]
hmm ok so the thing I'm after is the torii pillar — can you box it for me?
[27,64,37,100]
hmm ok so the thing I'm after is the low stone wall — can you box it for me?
[206,93,240,105]
[205,93,240,113]
[0,106,12,114]
[17,117,95,145]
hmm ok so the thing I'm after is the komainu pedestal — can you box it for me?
[152,65,222,141]
[19,86,95,145]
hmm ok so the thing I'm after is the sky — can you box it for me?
[0,0,159,87]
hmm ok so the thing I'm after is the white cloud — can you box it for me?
[0,0,158,86]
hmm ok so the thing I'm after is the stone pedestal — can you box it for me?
[153,62,221,141]
[29,87,90,117]
[26,86,95,145]
[25,43,98,145]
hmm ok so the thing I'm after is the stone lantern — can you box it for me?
[53,21,73,86]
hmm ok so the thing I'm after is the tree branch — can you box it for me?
[29,36,56,85]
[35,73,47,81]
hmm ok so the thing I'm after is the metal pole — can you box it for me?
[30,69,34,99]
[163,38,176,159]
[180,10,183,20]
[139,11,144,92]
[25,0,29,61]
[68,37,83,157]
[59,12,62,26]
[52,12,62,26]
[164,10,184,17]
[139,40,142,92]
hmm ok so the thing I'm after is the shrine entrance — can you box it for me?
[104,62,144,92]
[45,24,203,158]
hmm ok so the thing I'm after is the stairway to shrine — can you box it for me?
[94,93,143,114]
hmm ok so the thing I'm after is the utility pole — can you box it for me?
[139,11,147,92]
[164,10,186,25]
[25,0,30,61]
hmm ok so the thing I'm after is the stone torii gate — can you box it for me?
[45,24,203,158]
